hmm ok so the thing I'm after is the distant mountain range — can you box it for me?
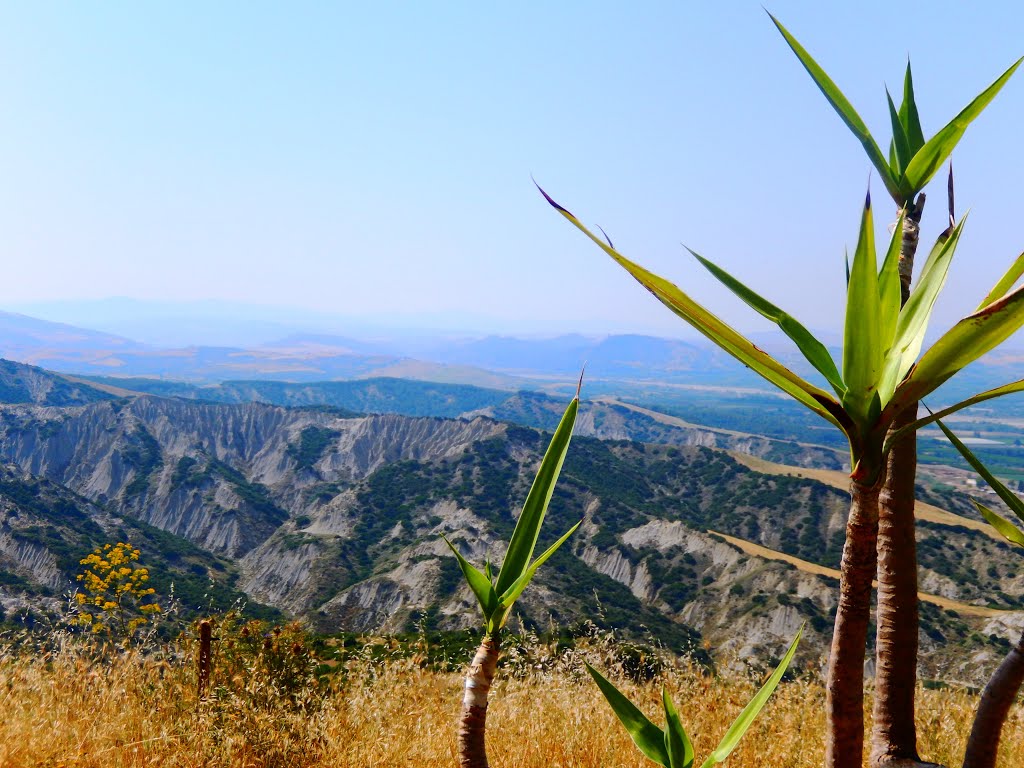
[7,308,1024,403]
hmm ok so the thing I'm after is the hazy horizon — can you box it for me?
[5,295,851,350]
[3,3,1024,341]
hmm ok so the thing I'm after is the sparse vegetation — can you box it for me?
[0,630,1020,768]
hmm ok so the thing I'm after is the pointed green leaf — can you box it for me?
[842,193,883,424]
[876,219,966,405]
[903,57,1023,192]
[934,418,1024,529]
[976,250,1024,311]
[878,215,904,354]
[538,185,848,434]
[899,61,926,156]
[691,250,844,395]
[889,281,1024,411]
[701,627,802,768]
[497,520,581,610]
[977,502,1024,548]
[769,14,900,201]
[914,219,956,287]
[442,536,498,621]
[663,689,695,768]
[887,89,911,176]
[586,662,670,767]
[884,378,1024,452]
[493,395,578,596]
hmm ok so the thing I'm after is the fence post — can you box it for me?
[198,619,212,701]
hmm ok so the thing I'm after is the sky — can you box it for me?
[2,1,1024,341]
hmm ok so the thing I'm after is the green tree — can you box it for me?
[771,16,1021,766]
[542,49,1024,765]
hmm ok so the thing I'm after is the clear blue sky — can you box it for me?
[2,1,1023,338]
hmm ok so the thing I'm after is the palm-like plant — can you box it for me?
[932,420,1024,768]
[587,627,801,768]
[771,16,1022,766]
[540,183,1024,768]
[444,385,582,768]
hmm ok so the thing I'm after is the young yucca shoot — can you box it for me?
[587,627,802,768]
[932,418,1024,768]
[444,380,582,768]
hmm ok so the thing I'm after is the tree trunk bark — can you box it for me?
[458,634,500,768]
[871,404,922,767]
[896,195,925,305]
[962,630,1024,768]
[826,477,882,768]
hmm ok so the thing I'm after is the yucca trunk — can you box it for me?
[870,196,929,768]
[826,477,882,768]
[962,631,1024,768]
[458,634,500,768]
[871,404,925,767]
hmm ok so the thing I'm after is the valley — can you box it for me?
[0,358,1021,684]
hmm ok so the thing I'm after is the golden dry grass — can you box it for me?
[727,452,1000,542]
[709,530,1011,618]
[0,640,1022,768]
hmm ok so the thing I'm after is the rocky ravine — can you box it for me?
[0,394,1020,683]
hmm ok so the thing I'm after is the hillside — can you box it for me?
[81,375,513,417]
[0,390,1020,681]
[0,359,114,407]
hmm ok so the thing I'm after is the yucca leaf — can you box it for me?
[887,89,911,176]
[663,689,695,768]
[976,250,1024,311]
[538,185,848,434]
[497,520,581,612]
[442,536,498,621]
[934,417,1024,528]
[977,502,1024,548]
[700,626,803,768]
[842,192,883,424]
[494,394,578,596]
[889,281,1024,411]
[769,13,900,201]
[690,250,844,395]
[914,219,955,287]
[883,379,1024,453]
[899,61,926,156]
[586,662,670,767]
[877,215,904,354]
[902,57,1023,192]
[876,218,966,405]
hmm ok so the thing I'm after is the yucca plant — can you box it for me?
[443,384,582,768]
[586,627,801,768]
[931,419,1024,768]
[540,180,1024,768]
[772,16,1022,766]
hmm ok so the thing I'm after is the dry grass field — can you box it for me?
[0,634,1021,768]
